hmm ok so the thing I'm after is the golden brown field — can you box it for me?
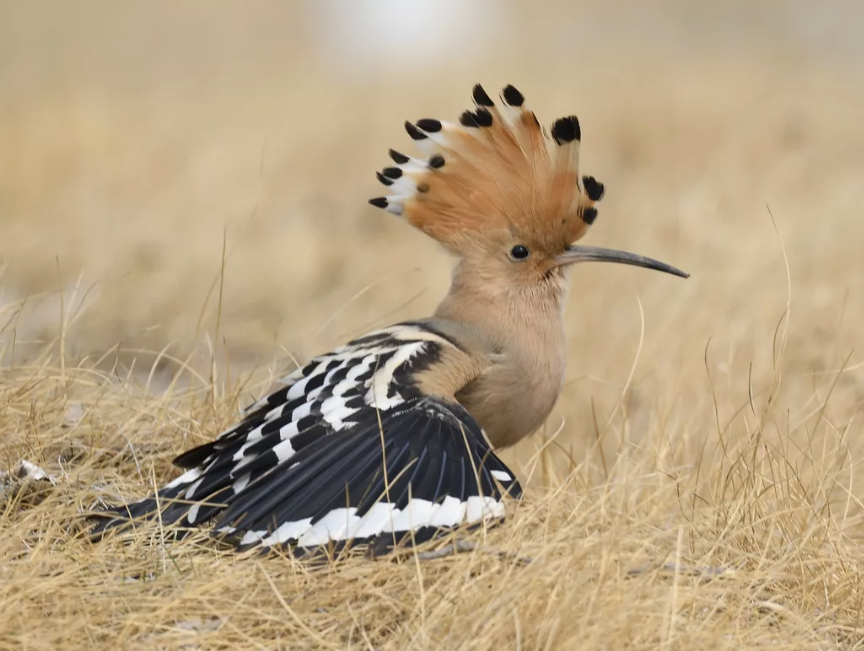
[2,1,864,648]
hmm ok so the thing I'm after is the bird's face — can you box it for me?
[469,227,574,290]
[465,224,689,294]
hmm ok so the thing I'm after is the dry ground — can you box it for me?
[2,1,864,649]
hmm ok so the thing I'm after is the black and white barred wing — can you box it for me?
[217,395,519,553]
[90,322,522,553]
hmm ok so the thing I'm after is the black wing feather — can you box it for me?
[92,397,521,555]
[89,323,522,556]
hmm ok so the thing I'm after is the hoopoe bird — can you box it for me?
[91,84,688,556]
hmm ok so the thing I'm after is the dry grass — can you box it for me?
[3,1,864,649]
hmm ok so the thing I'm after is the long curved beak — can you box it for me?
[556,245,689,279]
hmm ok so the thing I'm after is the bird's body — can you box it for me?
[91,84,687,556]
[437,263,570,448]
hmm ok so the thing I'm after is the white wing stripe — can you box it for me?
[347,355,376,380]
[366,342,425,410]
[273,439,294,462]
[278,421,299,440]
[164,466,203,489]
[292,401,313,421]
[237,495,504,548]
[232,473,251,493]
[287,376,312,400]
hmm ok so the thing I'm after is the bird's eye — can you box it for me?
[509,245,530,261]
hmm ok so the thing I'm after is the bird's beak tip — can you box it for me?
[559,245,689,279]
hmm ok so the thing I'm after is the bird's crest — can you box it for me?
[370,84,605,253]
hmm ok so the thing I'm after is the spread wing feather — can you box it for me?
[90,322,521,555]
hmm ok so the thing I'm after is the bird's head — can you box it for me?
[370,84,688,293]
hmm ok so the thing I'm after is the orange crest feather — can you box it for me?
[370,84,605,253]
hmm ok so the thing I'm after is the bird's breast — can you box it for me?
[456,348,566,449]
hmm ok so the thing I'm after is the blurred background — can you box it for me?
[1,0,863,459]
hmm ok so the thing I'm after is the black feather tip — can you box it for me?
[582,176,605,201]
[405,121,427,140]
[428,155,445,169]
[472,84,495,107]
[551,116,581,144]
[389,149,410,164]
[369,197,389,209]
[474,108,493,127]
[376,172,393,186]
[581,207,598,225]
[459,110,480,128]
[502,85,524,107]
[416,118,442,133]
[382,167,403,180]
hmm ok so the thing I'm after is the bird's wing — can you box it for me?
[90,320,522,556]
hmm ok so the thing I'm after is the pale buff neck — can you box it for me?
[433,260,571,365]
